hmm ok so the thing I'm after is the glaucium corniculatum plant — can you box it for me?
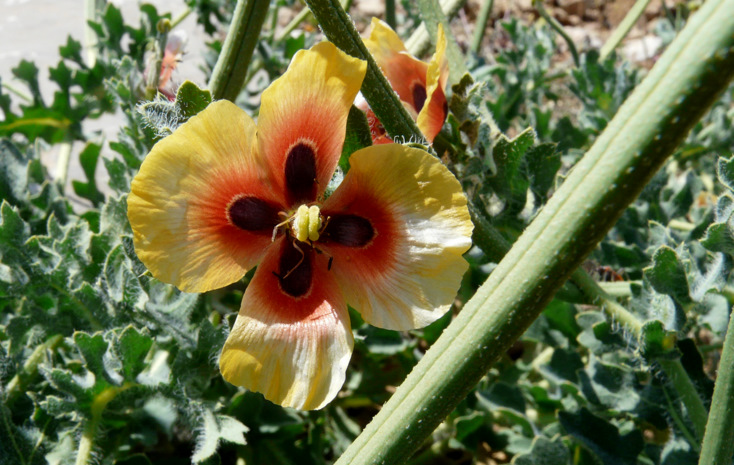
[127,42,473,410]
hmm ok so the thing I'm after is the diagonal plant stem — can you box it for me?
[533,0,580,67]
[333,0,734,462]
[416,0,468,85]
[405,0,467,56]
[470,0,494,54]
[599,0,653,61]
[305,0,424,143]
[208,0,270,101]
[571,269,708,442]
[698,305,734,464]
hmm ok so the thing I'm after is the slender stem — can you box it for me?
[306,0,424,142]
[698,306,734,464]
[208,0,271,101]
[470,0,493,54]
[573,269,709,440]
[661,380,700,448]
[659,357,708,444]
[385,0,397,28]
[1,82,33,103]
[275,0,352,43]
[54,142,73,190]
[83,0,100,68]
[334,1,734,462]
[570,269,643,334]
[668,219,696,231]
[416,0,468,85]
[598,280,634,298]
[405,0,467,56]
[533,0,580,67]
[600,0,652,61]
[170,6,192,28]
[75,385,126,465]
[275,7,312,42]
[5,334,64,405]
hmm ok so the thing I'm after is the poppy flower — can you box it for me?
[360,18,449,144]
[127,42,473,410]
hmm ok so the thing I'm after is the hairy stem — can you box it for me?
[306,0,424,142]
[208,0,270,101]
[698,305,734,463]
[334,1,734,462]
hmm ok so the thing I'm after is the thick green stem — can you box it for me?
[405,0,466,56]
[599,0,652,61]
[208,0,270,101]
[305,0,424,142]
[335,1,734,463]
[698,306,734,463]
[470,0,493,54]
[534,0,579,67]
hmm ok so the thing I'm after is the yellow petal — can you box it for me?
[128,100,281,293]
[321,144,473,330]
[364,19,431,120]
[257,42,367,206]
[416,24,449,142]
[219,238,353,410]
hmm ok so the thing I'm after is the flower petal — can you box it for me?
[321,144,473,330]
[128,100,282,293]
[219,237,353,410]
[258,42,367,206]
[364,19,431,124]
[416,24,449,142]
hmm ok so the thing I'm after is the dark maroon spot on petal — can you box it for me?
[324,215,374,247]
[412,84,427,113]
[285,143,317,204]
[229,197,280,232]
[277,240,312,297]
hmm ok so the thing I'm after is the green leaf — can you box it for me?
[558,408,644,465]
[74,332,111,382]
[72,142,104,205]
[0,139,31,206]
[701,222,734,255]
[103,244,147,309]
[644,246,692,305]
[716,155,734,192]
[640,320,677,359]
[175,81,212,120]
[512,435,571,465]
[117,326,153,381]
[339,105,373,173]
[525,142,560,202]
[192,410,248,463]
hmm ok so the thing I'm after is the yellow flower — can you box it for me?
[127,42,473,410]
[361,18,449,144]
